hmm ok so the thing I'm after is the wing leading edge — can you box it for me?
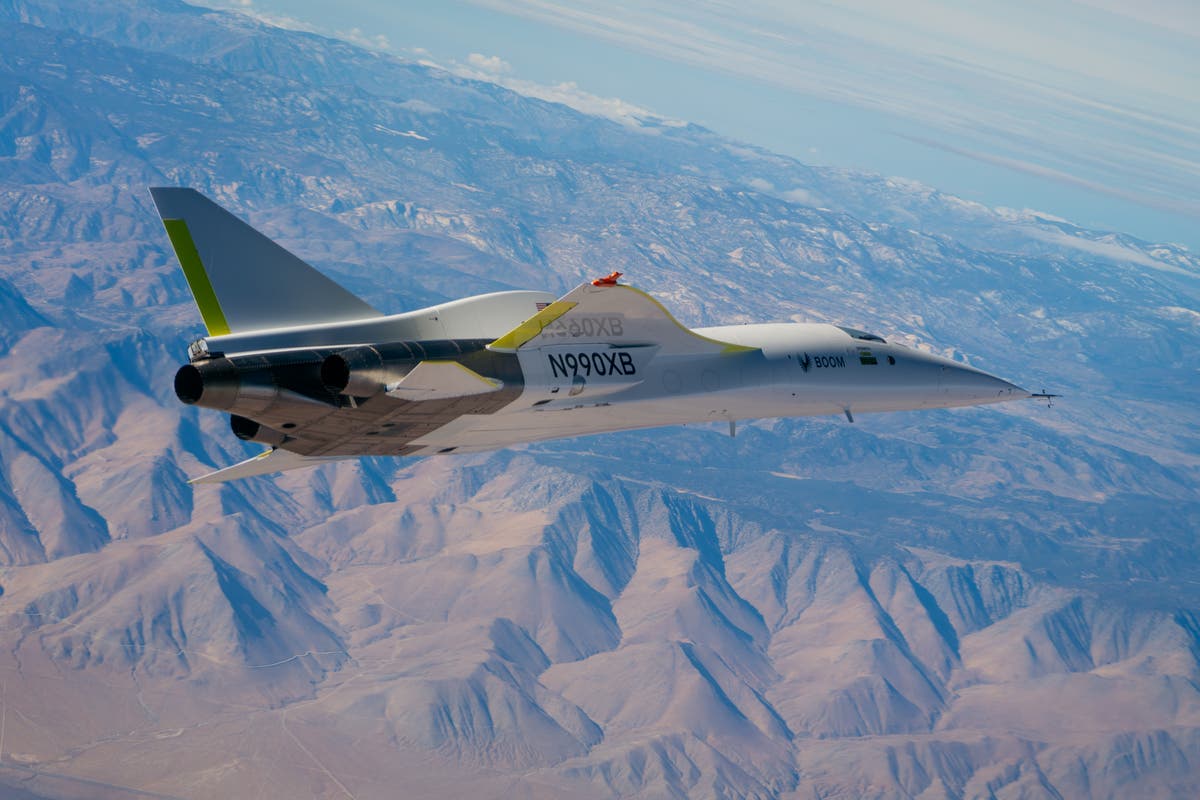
[189,448,351,484]
[488,279,757,356]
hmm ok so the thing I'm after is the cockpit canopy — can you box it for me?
[836,326,887,343]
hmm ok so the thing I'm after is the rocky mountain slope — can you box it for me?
[0,0,1198,797]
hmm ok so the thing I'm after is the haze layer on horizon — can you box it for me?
[212,0,1199,250]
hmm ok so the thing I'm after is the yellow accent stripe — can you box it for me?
[487,300,578,352]
[402,361,503,390]
[162,218,231,336]
[443,360,504,388]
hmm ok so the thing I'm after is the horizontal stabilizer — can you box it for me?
[488,281,756,356]
[190,447,349,484]
[386,360,503,401]
[150,187,381,335]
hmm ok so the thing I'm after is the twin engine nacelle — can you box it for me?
[318,346,394,397]
[173,356,328,414]
[172,348,418,414]
[319,340,489,398]
[173,340,491,414]
[174,352,344,448]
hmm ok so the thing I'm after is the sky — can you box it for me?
[210,0,1199,250]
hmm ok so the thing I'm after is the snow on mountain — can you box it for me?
[0,0,1198,797]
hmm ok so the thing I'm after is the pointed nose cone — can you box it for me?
[939,362,1030,406]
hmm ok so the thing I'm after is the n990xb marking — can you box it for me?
[548,351,636,378]
[544,316,625,339]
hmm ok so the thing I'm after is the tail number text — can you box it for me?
[548,351,636,378]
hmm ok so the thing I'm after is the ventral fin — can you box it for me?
[386,361,503,401]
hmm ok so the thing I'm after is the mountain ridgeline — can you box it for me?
[0,0,1198,797]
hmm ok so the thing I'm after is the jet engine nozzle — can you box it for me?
[230,414,288,446]
[173,356,322,415]
[175,359,243,409]
[322,347,392,397]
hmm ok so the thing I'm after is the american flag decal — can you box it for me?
[536,302,551,311]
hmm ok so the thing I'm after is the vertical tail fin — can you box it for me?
[149,187,381,334]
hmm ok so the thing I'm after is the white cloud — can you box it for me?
[339,27,390,52]
[500,79,663,127]
[471,0,1200,232]
[1023,228,1197,276]
[399,99,440,115]
[197,2,390,51]
[192,3,670,131]
[467,53,513,75]
[781,188,818,205]
[201,1,323,35]
[742,179,819,206]
[897,133,1200,221]
[442,55,674,128]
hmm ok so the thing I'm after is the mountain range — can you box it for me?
[0,1,1198,797]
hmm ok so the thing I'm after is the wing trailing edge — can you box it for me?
[189,448,350,484]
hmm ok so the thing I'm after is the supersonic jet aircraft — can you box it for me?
[151,188,1044,483]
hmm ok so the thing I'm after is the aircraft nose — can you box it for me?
[939,362,1030,405]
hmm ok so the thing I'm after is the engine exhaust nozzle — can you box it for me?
[174,358,241,408]
[321,347,392,397]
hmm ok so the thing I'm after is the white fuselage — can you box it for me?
[402,323,1026,454]
[155,188,1037,483]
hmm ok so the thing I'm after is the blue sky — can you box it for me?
[212,0,1199,249]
